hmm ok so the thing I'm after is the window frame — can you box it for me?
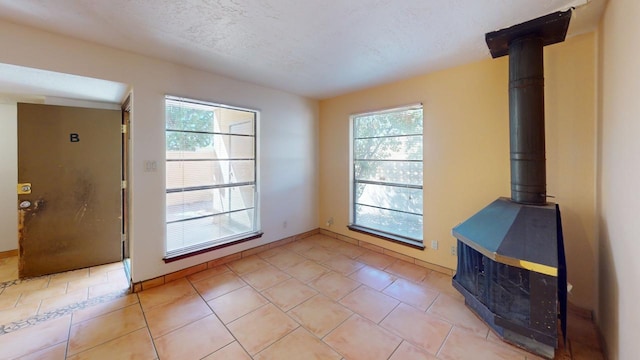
[164,95,262,261]
[348,104,425,249]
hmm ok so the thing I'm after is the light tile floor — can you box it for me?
[0,235,604,359]
[0,256,19,283]
[0,259,130,333]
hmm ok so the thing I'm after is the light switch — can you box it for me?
[144,160,157,172]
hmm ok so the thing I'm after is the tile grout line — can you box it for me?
[66,303,147,358]
[186,273,246,359]
[193,245,356,358]
[311,235,450,358]
[318,312,357,359]
[230,281,296,358]
[435,323,456,358]
[377,299,402,326]
[136,293,162,359]
[386,338,405,360]
[64,307,75,359]
[424,291,442,314]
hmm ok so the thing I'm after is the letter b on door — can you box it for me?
[70,133,80,142]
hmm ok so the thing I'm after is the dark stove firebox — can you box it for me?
[452,198,567,358]
[452,11,571,359]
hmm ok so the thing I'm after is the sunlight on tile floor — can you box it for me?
[0,235,604,359]
[0,259,130,333]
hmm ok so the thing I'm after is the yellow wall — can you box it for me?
[545,33,597,311]
[319,32,597,310]
[597,0,640,358]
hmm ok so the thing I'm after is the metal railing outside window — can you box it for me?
[165,96,259,258]
[350,105,424,246]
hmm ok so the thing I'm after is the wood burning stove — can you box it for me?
[453,198,567,358]
[452,10,571,359]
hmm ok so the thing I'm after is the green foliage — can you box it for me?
[353,108,424,238]
[354,108,422,138]
[166,104,215,151]
[354,108,423,191]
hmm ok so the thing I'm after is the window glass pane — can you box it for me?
[167,211,255,252]
[226,160,255,183]
[229,186,255,211]
[166,185,255,223]
[165,96,258,256]
[351,105,423,243]
[166,133,254,160]
[354,108,422,138]
[166,132,215,157]
[167,190,213,223]
[354,135,422,160]
[217,108,254,135]
[354,160,422,186]
[355,183,422,215]
[166,102,215,132]
[166,161,210,189]
[226,135,254,159]
[166,160,254,189]
[355,204,422,240]
[167,217,214,251]
[229,209,255,233]
[167,102,255,136]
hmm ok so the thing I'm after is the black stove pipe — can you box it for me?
[450,11,572,359]
[509,35,547,205]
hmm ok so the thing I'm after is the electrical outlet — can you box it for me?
[431,240,438,250]
[451,245,457,256]
[283,221,287,228]
[326,217,334,227]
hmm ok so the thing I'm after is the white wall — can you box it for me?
[0,103,17,253]
[0,20,319,282]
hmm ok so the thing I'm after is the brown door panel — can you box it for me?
[18,103,122,278]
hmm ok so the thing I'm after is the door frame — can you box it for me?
[121,95,132,265]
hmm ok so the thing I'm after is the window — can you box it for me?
[165,96,260,259]
[349,105,424,248]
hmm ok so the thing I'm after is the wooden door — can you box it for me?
[17,103,122,278]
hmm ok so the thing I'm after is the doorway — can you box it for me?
[17,103,123,278]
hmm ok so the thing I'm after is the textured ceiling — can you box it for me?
[0,0,605,100]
